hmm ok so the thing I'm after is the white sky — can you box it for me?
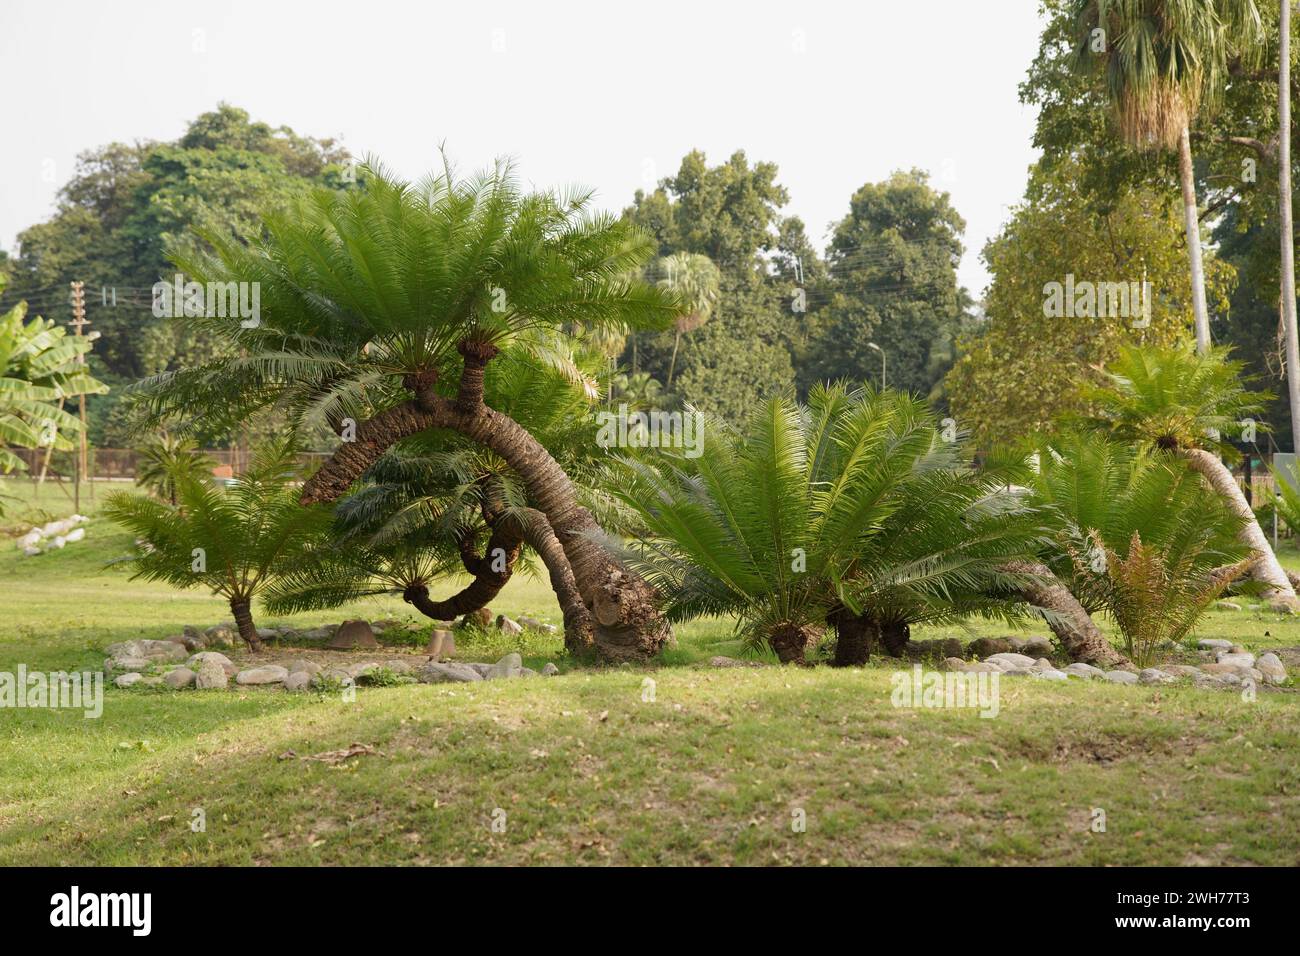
[0,0,1044,299]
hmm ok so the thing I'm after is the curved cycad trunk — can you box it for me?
[229,596,263,652]
[518,508,594,656]
[1181,448,1299,611]
[301,351,670,662]
[1000,561,1130,668]
[403,523,523,622]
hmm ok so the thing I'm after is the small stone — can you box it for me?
[170,632,205,653]
[163,667,195,689]
[496,615,524,637]
[105,656,150,673]
[967,637,1012,658]
[1139,668,1175,685]
[382,659,415,675]
[1105,670,1139,685]
[1064,662,1106,679]
[114,673,143,688]
[958,661,1001,673]
[204,624,238,648]
[542,662,560,676]
[1198,639,1233,651]
[287,659,322,677]
[235,665,289,686]
[194,660,228,689]
[347,662,380,679]
[1031,669,1069,681]
[1257,652,1287,685]
[486,652,524,679]
[187,652,237,677]
[283,671,313,692]
[1000,667,1034,676]
[416,662,483,683]
[1162,664,1202,678]
[940,657,966,672]
[299,626,334,641]
[518,616,558,633]
[985,652,1036,669]
[1216,601,1243,611]
[1216,651,1256,669]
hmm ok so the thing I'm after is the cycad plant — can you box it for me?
[133,160,682,662]
[1081,343,1295,608]
[103,440,332,650]
[1028,431,1248,665]
[611,384,1047,664]
[0,287,107,478]
[135,433,214,505]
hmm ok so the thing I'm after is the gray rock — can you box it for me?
[194,660,228,690]
[105,639,188,664]
[1064,662,1106,679]
[985,652,1036,669]
[1216,601,1243,611]
[417,662,483,683]
[114,672,143,688]
[967,637,1013,657]
[187,651,237,677]
[1138,668,1176,685]
[382,659,415,675]
[235,665,289,686]
[1104,670,1139,685]
[1031,669,1069,681]
[1031,657,1054,670]
[105,656,150,673]
[496,615,524,637]
[255,627,279,641]
[163,667,195,689]
[204,624,238,648]
[347,662,380,679]
[958,661,1001,673]
[1217,651,1256,669]
[287,659,322,677]
[542,662,560,676]
[1198,638,1233,651]
[518,616,558,633]
[486,652,524,680]
[299,626,334,641]
[283,671,313,692]
[1257,652,1287,685]
[940,656,967,672]
[1000,667,1034,677]
[1162,664,1203,678]
[172,631,205,652]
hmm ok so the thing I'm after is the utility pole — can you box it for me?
[69,281,90,513]
[1280,0,1300,453]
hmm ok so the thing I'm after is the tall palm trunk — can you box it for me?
[666,330,681,390]
[301,349,671,662]
[1279,0,1300,452]
[1178,126,1212,354]
[1180,447,1299,609]
[1000,561,1130,668]
[229,596,262,652]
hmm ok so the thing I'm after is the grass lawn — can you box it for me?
[1,478,1298,865]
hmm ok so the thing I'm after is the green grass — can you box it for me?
[1,479,1298,865]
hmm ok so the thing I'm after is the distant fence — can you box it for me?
[8,448,330,481]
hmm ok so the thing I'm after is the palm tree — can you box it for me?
[1070,0,1265,353]
[103,440,332,650]
[1081,343,1297,607]
[1027,431,1248,665]
[611,385,1047,664]
[135,433,214,505]
[133,160,683,662]
[0,290,106,480]
[655,252,721,390]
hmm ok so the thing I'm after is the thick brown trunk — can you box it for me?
[768,621,814,664]
[518,507,594,656]
[1181,447,1298,611]
[300,357,672,663]
[1001,560,1129,668]
[829,608,877,666]
[230,596,262,652]
[403,524,523,621]
[879,620,911,657]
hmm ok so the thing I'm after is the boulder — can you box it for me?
[542,662,560,676]
[114,673,143,688]
[496,615,524,637]
[984,652,1036,670]
[194,660,228,690]
[1104,670,1139,685]
[1162,664,1203,678]
[204,624,238,648]
[163,667,196,689]
[1216,651,1256,669]
[416,662,483,683]
[287,659,323,677]
[187,652,237,677]
[1138,668,1175,685]
[958,661,1001,673]
[105,639,187,665]
[327,619,379,650]
[1198,638,1233,651]
[1256,652,1287,685]
[298,626,335,642]
[461,607,493,629]
[967,637,1013,658]
[486,652,524,679]
[235,665,289,686]
[1064,662,1106,680]
[940,657,967,672]
[1022,636,1054,657]
[518,616,558,633]
[283,671,313,692]
[104,656,150,673]
[1031,669,1069,681]
[347,662,380,679]
[383,659,415,675]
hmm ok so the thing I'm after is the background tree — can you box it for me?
[654,252,721,390]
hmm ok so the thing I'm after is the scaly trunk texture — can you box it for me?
[300,348,672,662]
[1178,126,1212,355]
[878,620,911,657]
[230,596,262,652]
[518,507,594,656]
[1181,447,1299,611]
[768,621,815,664]
[402,524,523,622]
[1000,561,1129,668]
[828,608,877,666]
